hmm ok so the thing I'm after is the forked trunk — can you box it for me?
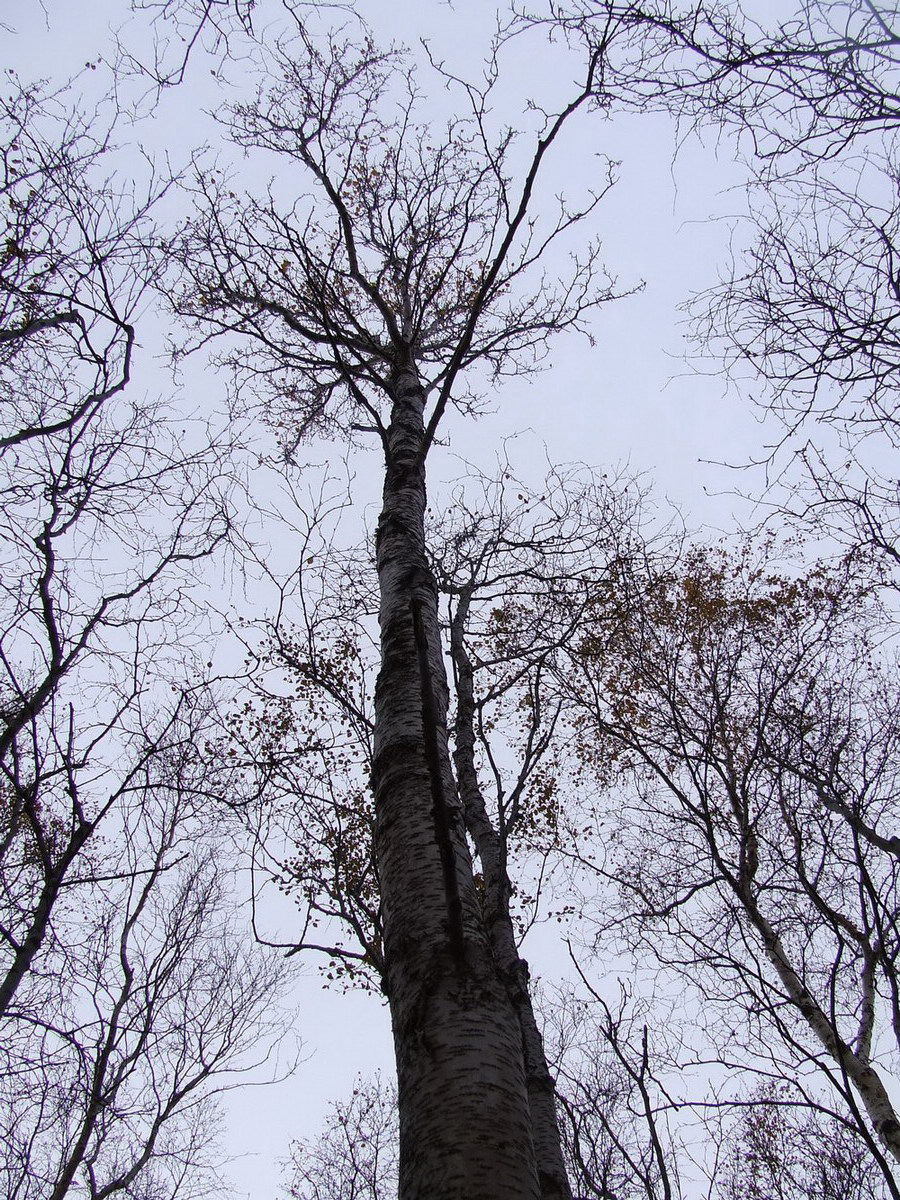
[371,360,541,1200]
[743,887,900,1166]
[450,588,572,1199]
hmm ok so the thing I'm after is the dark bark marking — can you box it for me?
[410,594,466,962]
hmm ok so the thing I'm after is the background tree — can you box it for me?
[562,540,900,1191]
[0,74,292,1199]
[114,0,259,89]
[536,0,900,163]
[545,982,685,1200]
[721,1084,889,1200]
[286,1074,398,1200]
[1,724,288,1200]
[489,4,900,1193]
[533,0,900,583]
[0,71,230,1011]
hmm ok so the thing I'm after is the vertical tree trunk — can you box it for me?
[450,587,572,1200]
[739,878,900,1165]
[371,360,541,1200]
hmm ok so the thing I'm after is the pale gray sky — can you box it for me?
[5,3,775,1195]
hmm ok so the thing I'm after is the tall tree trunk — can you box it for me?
[371,359,541,1200]
[450,586,572,1200]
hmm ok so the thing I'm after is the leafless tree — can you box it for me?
[694,160,900,585]
[0,73,232,1011]
[561,538,900,1190]
[543,982,685,1200]
[107,0,258,90]
[720,1083,890,1200]
[524,2,900,583]
[0,74,284,1199]
[169,11,625,1196]
[429,464,643,1184]
[530,1,900,164]
[286,1074,399,1200]
[2,716,290,1200]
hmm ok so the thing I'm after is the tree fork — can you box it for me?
[450,586,572,1200]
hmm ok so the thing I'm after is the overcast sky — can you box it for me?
[5,2,782,1195]
[8,0,771,517]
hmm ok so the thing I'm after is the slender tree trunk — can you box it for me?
[450,587,572,1200]
[0,884,58,1017]
[736,874,900,1164]
[371,359,541,1200]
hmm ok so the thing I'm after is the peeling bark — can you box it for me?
[372,362,541,1200]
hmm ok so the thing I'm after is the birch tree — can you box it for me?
[563,542,900,1191]
[228,464,652,1194]
[171,17,620,1197]
[229,4,900,1192]
[0,74,292,1199]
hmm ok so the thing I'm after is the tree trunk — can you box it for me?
[0,824,91,1016]
[450,586,572,1199]
[738,879,900,1165]
[371,359,541,1200]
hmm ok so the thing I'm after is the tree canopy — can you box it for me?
[6,2,900,1198]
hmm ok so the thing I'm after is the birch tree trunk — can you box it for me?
[450,586,572,1200]
[372,360,541,1200]
[740,881,900,1166]
[170,31,610,1194]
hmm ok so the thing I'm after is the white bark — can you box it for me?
[450,586,572,1200]
[372,361,541,1200]
[739,881,900,1165]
